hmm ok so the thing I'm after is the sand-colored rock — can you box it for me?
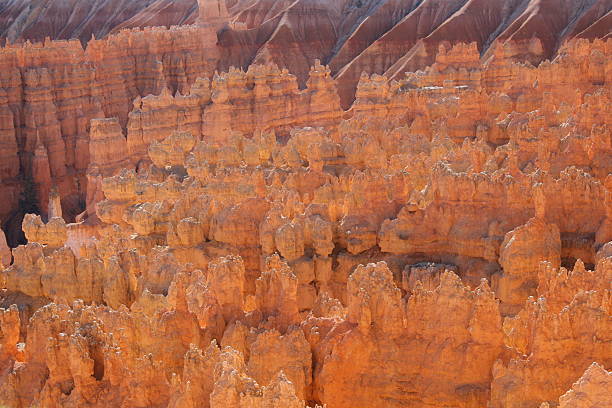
[0,32,609,408]
[22,214,67,249]
[0,0,608,234]
[488,240,611,408]
[81,118,131,220]
[491,290,611,408]
[557,362,612,408]
[494,186,562,315]
[315,264,503,407]
[0,228,10,269]
[246,327,312,400]
[255,255,300,332]
[537,258,612,313]
[209,347,309,408]
[0,305,20,369]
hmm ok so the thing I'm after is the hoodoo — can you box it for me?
[0,1,610,407]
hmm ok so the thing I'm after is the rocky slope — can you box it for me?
[0,32,610,407]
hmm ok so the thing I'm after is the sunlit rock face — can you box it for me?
[0,0,609,237]
[0,1,610,407]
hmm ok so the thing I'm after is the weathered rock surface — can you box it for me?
[0,18,220,245]
[0,7,609,408]
[0,0,609,245]
[314,264,503,407]
[0,228,10,268]
[557,362,612,408]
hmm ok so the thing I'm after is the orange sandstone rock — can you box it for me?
[0,36,609,408]
[0,228,10,268]
[316,264,503,407]
[557,363,612,408]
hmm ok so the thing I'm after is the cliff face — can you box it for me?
[315,264,503,407]
[0,36,610,407]
[0,21,221,245]
[0,0,609,244]
[555,362,612,408]
[2,0,609,95]
[126,61,341,165]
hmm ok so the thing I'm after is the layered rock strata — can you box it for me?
[0,0,610,242]
[0,38,610,407]
[0,21,221,244]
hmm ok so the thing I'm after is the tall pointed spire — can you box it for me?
[48,185,62,220]
[0,227,10,269]
[32,131,52,219]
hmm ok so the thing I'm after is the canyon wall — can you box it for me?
[0,37,610,407]
[2,1,610,100]
[0,21,221,245]
[0,0,609,246]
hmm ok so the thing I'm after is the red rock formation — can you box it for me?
[537,258,611,314]
[314,264,503,407]
[490,289,611,408]
[0,14,609,408]
[126,61,342,164]
[31,134,53,219]
[2,0,608,101]
[0,88,19,225]
[494,186,562,315]
[0,0,609,240]
[556,362,611,408]
[0,23,223,235]
[490,245,611,407]
[81,118,131,221]
[0,228,10,268]
[114,0,199,34]
[0,0,197,44]
[197,0,228,30]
